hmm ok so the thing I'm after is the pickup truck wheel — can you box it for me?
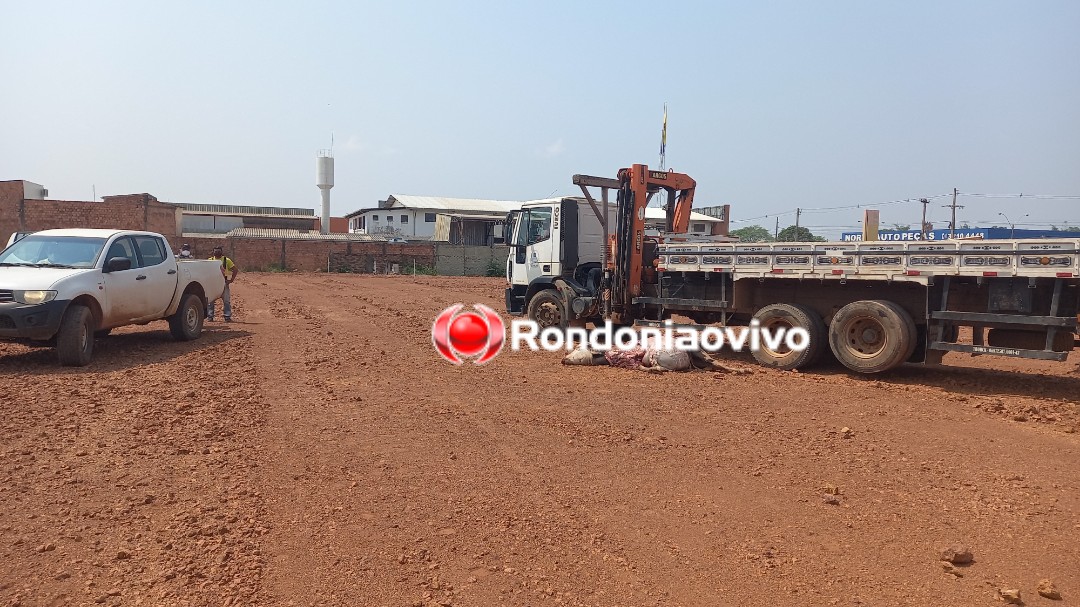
[169,293,204,341]
[56,304,94,367]
[527,290,567,330]
[828,300,916,374]
[750,303,827,370]
[94,328,111,338]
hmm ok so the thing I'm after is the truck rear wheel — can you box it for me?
[57,304,94,367]
[169,293,204,341]
[828,300,916,373]
[750,303,827,370]
[527,290,567,330]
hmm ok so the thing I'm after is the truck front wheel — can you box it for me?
[169,293,204,341]
[527,290,567,330]
[56,304,94,367]
[828,300,916,374]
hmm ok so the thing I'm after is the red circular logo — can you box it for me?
[432,304,505,365]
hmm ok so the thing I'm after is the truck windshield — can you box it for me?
[517,208,552,246]
[0,235,107,269]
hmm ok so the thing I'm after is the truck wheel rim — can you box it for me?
[535,302,562,328]
[845,316,886,358]
[79,322,88,350]
[185,304,198,330]
[759,317,793,356]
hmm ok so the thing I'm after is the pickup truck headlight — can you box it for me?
[14,290,57,305]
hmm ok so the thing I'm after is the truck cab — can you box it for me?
[504,197,616,326]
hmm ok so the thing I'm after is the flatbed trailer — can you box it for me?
[641,238,1079,371]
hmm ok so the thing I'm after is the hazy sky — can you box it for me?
[2,1,1078,238]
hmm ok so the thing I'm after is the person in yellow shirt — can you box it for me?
[207,245,239,322]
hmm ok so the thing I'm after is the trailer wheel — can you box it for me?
[750,303,827,370]
[56,304,94,367]
[829,300,916,373]
[527,290,567,330]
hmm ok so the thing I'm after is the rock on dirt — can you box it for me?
[941,562,964,577]
[940,546,974,565]
[1037,579,1062,600]
[998,588,1022,604]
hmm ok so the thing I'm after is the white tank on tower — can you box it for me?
[316,149,334,234]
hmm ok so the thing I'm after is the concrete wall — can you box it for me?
[434,244,508,276]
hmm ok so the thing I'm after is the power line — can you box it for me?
[960,192,1080,200]
[728,193,950,225]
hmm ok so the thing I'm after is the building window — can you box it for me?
[387,215,394,222]
[692,222,706,232]
[372,215,379,221]
[400,214,409,224]
[425,213,437,222]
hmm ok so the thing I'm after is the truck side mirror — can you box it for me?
[104,257,131,273]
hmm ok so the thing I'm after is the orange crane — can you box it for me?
[574,164,696,323]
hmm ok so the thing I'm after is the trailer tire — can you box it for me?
[829,300,917,374]
[750,303,827,370]
[169,293,204,341]
[527,290,567,330]
[56,304,94,367]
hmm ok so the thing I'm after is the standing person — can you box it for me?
[207,245,238,322]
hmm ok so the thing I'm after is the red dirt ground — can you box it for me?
[2,273,1078,607]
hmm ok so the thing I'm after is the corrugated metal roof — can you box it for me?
[180,232,229,239]
[387,195,522,213]
[437,212,509,220]
[176,203,316,217]
[224,228,388,241]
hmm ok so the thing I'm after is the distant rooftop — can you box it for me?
[222,228,387,241]
[176,202,316,217]
[346,194,522,218]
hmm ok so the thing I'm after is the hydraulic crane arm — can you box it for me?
[614,164,697,312]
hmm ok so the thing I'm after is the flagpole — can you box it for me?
[659,102,667,171]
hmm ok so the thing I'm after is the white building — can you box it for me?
[345,195,521,240]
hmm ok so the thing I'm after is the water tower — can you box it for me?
[316,149,334,234]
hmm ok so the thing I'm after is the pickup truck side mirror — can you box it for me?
[104,257,131,273]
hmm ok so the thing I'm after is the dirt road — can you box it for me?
[3,273,1079,606]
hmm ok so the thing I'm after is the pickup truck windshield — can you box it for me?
[0,235,107,269]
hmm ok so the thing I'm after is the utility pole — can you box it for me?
[794,208,801,241]
[775,216,780,240]
[920,198,929,239]
[943,188,963,238]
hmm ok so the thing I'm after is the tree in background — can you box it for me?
[777,225,826,242]
[730,225,774,242]
[890,223,911,231]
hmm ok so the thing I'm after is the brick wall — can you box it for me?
[180,237,436,273]
[329,243,436,273]
[0,185,183,247]
[0,181,22,244]
[0,182,494,274]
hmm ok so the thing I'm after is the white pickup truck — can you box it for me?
[0,228,226,366]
